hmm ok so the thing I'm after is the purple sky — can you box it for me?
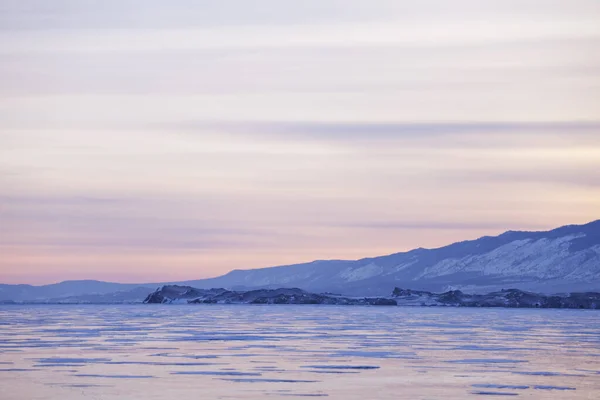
[1,0,599,284]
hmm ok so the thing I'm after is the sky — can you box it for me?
[1,0,599,285]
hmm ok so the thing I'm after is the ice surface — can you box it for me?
[36,357,112,364]
[446,359,527,364]
[471,391,519,396]
[0,305,599,399]
[534,385,576,390]
[301,365,380,370]
[171,371,261,376]
[512,371,586,377]
[472,384,530,389]
[220,378,320,383]
[73,374,155,379]
[0,368,39,372]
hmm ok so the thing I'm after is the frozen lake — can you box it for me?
[0,305,599,399]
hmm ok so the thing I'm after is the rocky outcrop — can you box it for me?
[392,287,600,309]
[144,285,397,306]
[143,286,229,304]
[144,285,599,309]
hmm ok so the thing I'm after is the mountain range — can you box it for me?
[1,219,599,302]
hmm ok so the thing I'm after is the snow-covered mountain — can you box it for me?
[182,219,600,295]
[1,220,599,301]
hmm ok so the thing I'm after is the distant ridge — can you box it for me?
[1,220,599,301]
[179,219,600,296]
